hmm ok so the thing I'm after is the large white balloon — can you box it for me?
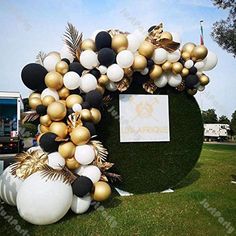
[17,172,73,225]
[41,88,59,101]
[63,71,81,90]
[75,145,95,165]
[168,73,182,87]
[107,64,124,82]
[116,50,134,68]
[0,165,23,206]
[194,61,205,70]
[106,81,117,91]
[167,50,181,63]
[81,165,101,183]
[71,194,91,214]
[154,74,168,88]
[80,73,97,93]
[201,50,218,71]
[43,52,61,72]
[48,152,65,170]
[152,48,168,64]
[80,50,99,69]
[74,165,88,175]
[60,45,74,63]
[127,31,145,53]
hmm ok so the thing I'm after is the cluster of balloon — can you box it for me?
[0,22,217,225]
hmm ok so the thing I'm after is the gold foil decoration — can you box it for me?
[143,80,158,94]
[116,77,132,92]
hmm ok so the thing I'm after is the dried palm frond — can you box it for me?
[108,29,129,37]
[36,51,47,65]
[116,77,132,92]
[67,112,83,132]
[145,23,163,45]
[90,140,108,163]
[176,80,186,92]
[21,111,39,124]
[64,22,83,60]
[95,161,114,171]
[143,79,158,94]
[156,38,180,53]
[103,172,122,183]
[102,95,112,107]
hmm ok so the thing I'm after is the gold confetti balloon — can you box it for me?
[172,62,183,74]
[181,51,191,61]
[92,181,112,202]
[29,97,42,110]
[149,65,163,80]
[96,85,105,95]
[39,125,49,133]
[66,94,83,108]
[47,101,67,121]
[199,74,210,86]
[160,31,173,40]
[132,55,147,71]
[70,126,91,145]
[162,61,172,72]
[191,45,208,61]
[49,122,68,139]
[138,41,155,58]
[66,157,80,170]
[80,39,96,51]
[42,95,56,107]
[40,114,52,127]
[58,142,76,159]
[55,61,69,75]
[111,34,128,52]
[80,109,92,121]
[181,68,189,77]
[29,92,41,99]
[182,42,196,54]
[98,75,109,86]
[90,108,101,124]
[58,87,70,99]
[45,71,63,90]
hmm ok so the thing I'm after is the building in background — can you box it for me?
[204,124,230,142]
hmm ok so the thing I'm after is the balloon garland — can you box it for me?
[0,23,217,225]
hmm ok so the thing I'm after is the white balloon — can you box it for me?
[72,103,82,112]
[127,33,143,53]
[80,73,97,93]
[167,50,181,63]
[48,152,65,170]
[17,172,73,225]
[0,165,23,206]
[106,81,117,91]
[81,165,101,183]
[171,32,182,44]
[152,48,168,64]
[98,65,107,75]
[107,64,124,82]
[74,165,88,175]
[80,50,99,69]
[43,52,61,72]
[60,45,74,63]
[194,61,205,70]
[154,74,168,88]
[75,145,95,165]
[168,73,182,87]
[202,50,218,71]
[184,60,194,69]
[116,50,134,68]
[141,67,149,75]
[41,88,59,100]
[63,71,81,90]
[71,194,91,214]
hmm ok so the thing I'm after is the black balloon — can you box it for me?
[36,105,47,116]
[21,63,47,91]
[83,121,96,136]
[81,101,91,109]
[179,58,185,65]
[97,48,116,67]
[72,176,93,197]
[189,66,197,75]
[95,31,112,50]
[147,59,154,69]
[39,132,59,153]
[85,90,103,108]
[69,62,85,76]
[90,68,101,79]
[61,58,70,65]
[185,74,199,89]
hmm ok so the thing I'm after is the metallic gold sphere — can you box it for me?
[181,68,189,77]
[124,67,133,77]
[162,61,172,72]
[47,102,67,121]
[98,75,109,86]
[49,122,68,139]
[40,114,52,127]
[132,55,147,71]
[29,92,41,99]
[55,61,69,75]
[80,39,96,51]
[111,34,128,52]
[70,126,91,145]
[160,31,173,40]
[45,71,63,90]
[182,51,191,61]
[29,97,42,110]
[191,45,208,61]
[172,62,183,74]
[96,85,105,95]
[66,157,80,170]
[58,99,67,107]
[58,142,76,159]
[199,74,210,86]
[138,41,155,58]
[149,65,163,80]
[39,125,49,133]
[58,87,70,99]
[66,94,83,108]
[42,95,56,106]
[182,42,196,54]
[92,181,112,202]
[187,89,197,96]
[90,108,101,124]
[80,109,92,121]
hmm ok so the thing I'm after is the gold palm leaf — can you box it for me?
[116,77,132,92]
[36,51,47,66]
[143,79,158,94]
[90,140,108,164]
[67,112,83,132]
[145,23,163,45]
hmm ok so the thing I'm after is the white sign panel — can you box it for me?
[119,95,170,142]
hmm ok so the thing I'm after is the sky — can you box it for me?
[0,0,235,118]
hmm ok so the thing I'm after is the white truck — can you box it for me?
[204,123,230,141]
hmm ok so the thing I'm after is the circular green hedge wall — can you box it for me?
[97,85,203,194]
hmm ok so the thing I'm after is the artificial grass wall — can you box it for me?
[97,84,204,194]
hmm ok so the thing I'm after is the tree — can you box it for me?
[218,115,230,124]
[202,109,218,123]
[211,0,236,57]
[231,110,236,135]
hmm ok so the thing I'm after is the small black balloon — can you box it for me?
[185,74,199,89]
[39,132,59,153]
[69,62,85,76]
[67,108,74,116]
[36,105,47,116]
[148,25,156,32]
[90,68,101,79]
[83,121,96,136]
[95,31,112,50]
[133,72,150,85]
[85,90,103,108]
[97,48,116,67]
[81,102,91,109]
[70,88,81,95]
[179,58,185,65]
[21,63,47,91]
[72,176,93,198]
[189,66,197,75]
[61,58,70,65]
[147,59,154,69]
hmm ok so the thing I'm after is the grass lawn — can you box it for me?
[0,144,236,236]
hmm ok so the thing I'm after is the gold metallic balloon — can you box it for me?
[111,34,128,52]
[39,125,49,133]
[96,85,105,95]
[182,51,191,61]
[182,42,196,54]
[66,157,80,170]
[138,41,155,58]
[49,122,68,138]
[80,109,92,121]
[58,142,76,159]
[58,100,67,107]
[58,87,70,99]
[55,61,69,75]
[29,97,42,110]
[47,102,67,121]
[90,108,101,124]
[98,75,109,86]
[149,65,163,80]
[45,71,63,90]
[92,181,112,202]
[132,55,147,71]
[124,67,133,77]
[29,92,41,99]
[199,74,209,86]
[40,114,52,127]
[66,94,83,108]
[187,89,197,96]
[70,126,91,145]
[172,62,183,74]
[162,61,172,72]
[181,68,189,77]
[42,95,56,106]
[160,31,173,40]
[191,45,208,61]
[80,39,96,51]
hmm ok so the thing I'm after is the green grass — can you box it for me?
[1,144,235,236]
